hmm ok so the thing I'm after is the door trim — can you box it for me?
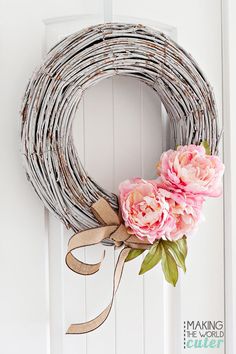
[221,0,236,352]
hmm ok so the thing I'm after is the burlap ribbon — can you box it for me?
[65,197,151,334]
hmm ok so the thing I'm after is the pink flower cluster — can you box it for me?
[119,144,224,243]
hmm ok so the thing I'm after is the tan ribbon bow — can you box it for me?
[65,197,151,334]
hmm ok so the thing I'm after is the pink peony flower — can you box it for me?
[157,144,224,197]
[158,187,204,240]
[119,178,175,243]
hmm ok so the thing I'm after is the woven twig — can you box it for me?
[21,23,220,232]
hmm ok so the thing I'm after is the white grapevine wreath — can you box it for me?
[21,23,224,334]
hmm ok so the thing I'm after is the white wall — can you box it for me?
[223,0,236,353]
[0,3,103,354]
[0,1,231,354]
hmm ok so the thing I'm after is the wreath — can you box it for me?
[21,23,224,334]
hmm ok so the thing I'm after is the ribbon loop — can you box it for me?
[66,197,151,334]
[65,225,117,275]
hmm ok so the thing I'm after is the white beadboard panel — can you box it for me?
[0,1,226,354]
[164,281,182,354]
[84,245,116,353]
[64,87,88,354]
[63,227,87,354]
[83,78,116,354]
[83,78,114,192]
[47,215,65,354]
[113,14,177,39]
[44,15,105,51]
[113,77,144,354]
[140,82,163,179]
[44,15,176,354]
[141,83,165,354]
[45,18,88,354]
[113,6,224,354]
[44,11,224,354]
[113,77,142,188]
[180,199,225,354]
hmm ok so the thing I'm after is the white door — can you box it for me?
[0,1,228,354]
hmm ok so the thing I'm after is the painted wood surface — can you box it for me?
[0,1,225,354]
[45,10,224,354]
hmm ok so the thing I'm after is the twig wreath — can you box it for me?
[21,23,224,334]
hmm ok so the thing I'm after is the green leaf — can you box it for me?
[125,249,145,262]
[139,242,162,275]
[176,236,188,259]
[163,240,186,272]
[201,140,211,155]
[161,244,178,286]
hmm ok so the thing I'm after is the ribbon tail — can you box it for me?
[66,247,131,334]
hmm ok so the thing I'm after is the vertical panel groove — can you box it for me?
[44,209,51,354]
[140,82,144,178]
[43,15,225,354]
[140,82,146,354]
[112,77,118,354]
[84,248,88,354]
[60,224,65,353]
[113,251,117,354]
[112,78,116,193]
[83,96,88,354]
